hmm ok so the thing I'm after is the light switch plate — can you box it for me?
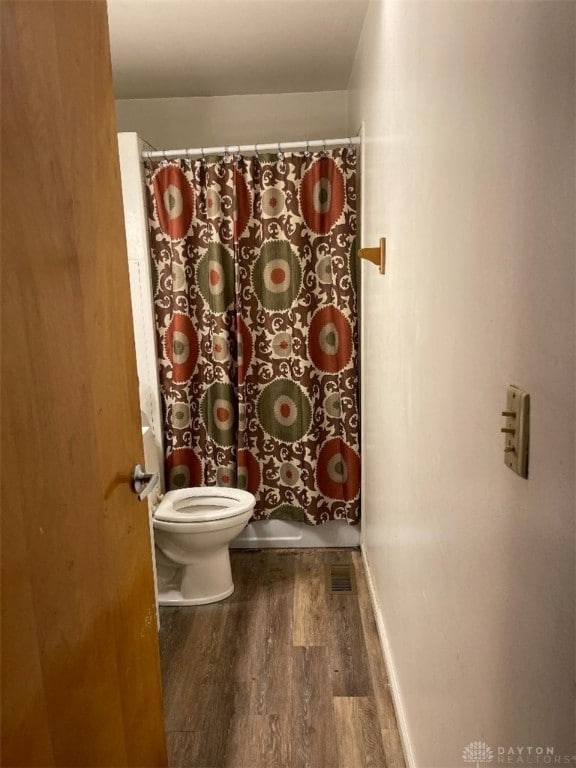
[502,385,530,478]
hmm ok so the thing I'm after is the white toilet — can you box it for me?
[152,486,256,605]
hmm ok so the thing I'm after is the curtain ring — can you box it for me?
[200,146,206,164]
[322,139,327,156]
[162,149,169,162]
[254,143,260,160]
[347,137,354,161]
[305,140,310,158]
[277,141,284,161]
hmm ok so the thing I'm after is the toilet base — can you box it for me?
[157,584,234,606]
[155,545,235,606]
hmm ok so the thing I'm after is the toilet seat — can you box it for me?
[153,487,255,524]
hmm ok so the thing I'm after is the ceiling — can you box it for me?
[108,0,369,99]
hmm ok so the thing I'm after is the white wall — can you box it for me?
[349,2,575,766]
[115,90,348,149]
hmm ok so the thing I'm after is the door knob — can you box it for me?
[130,464,159,501]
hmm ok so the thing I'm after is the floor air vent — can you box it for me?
[327,563,356,594]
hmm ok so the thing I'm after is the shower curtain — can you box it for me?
[144,147,359,525]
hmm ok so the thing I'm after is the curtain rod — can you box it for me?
[141,136,360,161]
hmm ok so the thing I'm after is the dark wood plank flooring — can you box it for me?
[159,548,406,768]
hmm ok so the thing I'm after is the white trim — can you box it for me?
[361,543,417,768]
[118,133,165,491]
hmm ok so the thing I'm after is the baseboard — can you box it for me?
[361,543,417,768]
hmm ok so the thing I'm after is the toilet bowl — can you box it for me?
[152,487,256,605]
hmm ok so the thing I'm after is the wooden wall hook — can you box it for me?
[358,237,386,274]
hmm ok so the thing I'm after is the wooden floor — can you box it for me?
[159,548,406,768]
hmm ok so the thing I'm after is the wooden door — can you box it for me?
[0,2,167,765]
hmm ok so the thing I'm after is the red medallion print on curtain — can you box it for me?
[299,156,346,235]
[152,164,194,240]
[145,148,359,524]
[164,313,199,382]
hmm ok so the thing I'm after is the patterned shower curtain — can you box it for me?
[144,147,359,525]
